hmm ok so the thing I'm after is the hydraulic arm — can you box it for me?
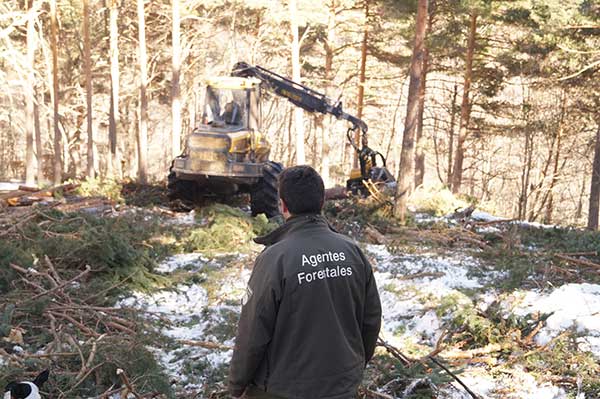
[232,61,394,194]
[232,62,368,135]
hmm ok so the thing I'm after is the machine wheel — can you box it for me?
[251,161,283,219]
[167,170,199,203]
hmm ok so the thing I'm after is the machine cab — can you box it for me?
[200,77,261,132]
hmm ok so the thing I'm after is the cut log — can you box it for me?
[0,183,79,202]
[554,254,600,270]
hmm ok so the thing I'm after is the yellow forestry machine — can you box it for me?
[167,62,394,218]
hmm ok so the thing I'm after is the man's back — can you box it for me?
[229,214,381,399]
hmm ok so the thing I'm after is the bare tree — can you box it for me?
[25,0,37,186]
[50,0,62,184]
[354,0,369,169]
[447,83,458,185]
[137,0,148,184]
[35,90,42,184]
[543,91,567,223]
[451,12,477,193]
[320,0,338,186]
[289,0,305,164]
[414,1,435,189]
[518,82,533,220]
[83,0,94,178]
[413,54,427,189]
[108,0,120,178]
[588,123,600,230]
[171,0,182,159]
[394,0,428,221]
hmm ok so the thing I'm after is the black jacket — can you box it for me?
[228,214,382,398]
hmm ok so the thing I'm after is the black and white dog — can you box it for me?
[3,370,49,399]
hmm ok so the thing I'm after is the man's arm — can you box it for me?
[359,249,382,363]
[228,252,280,397]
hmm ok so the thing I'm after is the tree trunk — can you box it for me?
[321,0,336,187]
[137,0,148,184]
[25,0,37,186]
[519,129,532,220]
[576,174,586,220]
[543,91,567,224]
[354,0,369,169]
[450,12,477,193]
[50,0,62,184]
[587,124,600,230]
[171,0,182,159]
[83,0,94,178]
[394,0,428,222]
[34,89,43,184]
[447,83,457,185]
[414,47,428,188]
[414,3,434,189]
[108,0,119,178]
[289,0,305,165]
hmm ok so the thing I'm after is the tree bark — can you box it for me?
[414,3,434,189]
[321,0,336,187]
[543,91,567,224]
[519,129,532,220]
[414,47,428,188]
[108,0,120,178]
[576,174,586,220]
[289,0,305,165]
[447,83,457,185]
[394,0,428,222]
[50,0,62,185]
[171,0,182,159]
[83,0,94,178]
[451,12,477,193]
[354,0,369,169]
[34,89,43,184]
[587,124,600,230]
[25,0,37,186]
[137,0,149,184]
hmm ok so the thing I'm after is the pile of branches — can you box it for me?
[0,256,170,398]
[0,201,175,397]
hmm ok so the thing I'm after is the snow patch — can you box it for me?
[155,253,208,273]
[165,210,197,225]
[118,253,254,394]
[365,244,584,398]
[440,366,569,399]
[0,182,23,191]
[511,283,600,357]
[367,245,490,348]
[119,284,208,316]
[470,210,508,222]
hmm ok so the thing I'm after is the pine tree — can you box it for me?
[394,0,428,222]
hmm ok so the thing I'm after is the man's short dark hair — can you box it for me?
[279,165,324,215]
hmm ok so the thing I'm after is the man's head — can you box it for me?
[278,165,324,218]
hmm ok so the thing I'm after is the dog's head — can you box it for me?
[4,370,48,399]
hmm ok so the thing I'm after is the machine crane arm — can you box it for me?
[232,62,368,135]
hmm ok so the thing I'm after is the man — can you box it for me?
[221,101,242,125]
[229,165,382,399]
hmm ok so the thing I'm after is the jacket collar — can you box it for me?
[254,213,334,246]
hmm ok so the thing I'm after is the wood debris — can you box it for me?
[0,183,80,207]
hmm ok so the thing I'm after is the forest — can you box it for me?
[0,0,598,226]
[1,0,600,398]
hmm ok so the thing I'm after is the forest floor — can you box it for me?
[1,180,599,399]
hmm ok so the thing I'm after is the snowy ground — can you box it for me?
[119,237,599,398]
[119,253,252,395]
[366,243,597,399]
